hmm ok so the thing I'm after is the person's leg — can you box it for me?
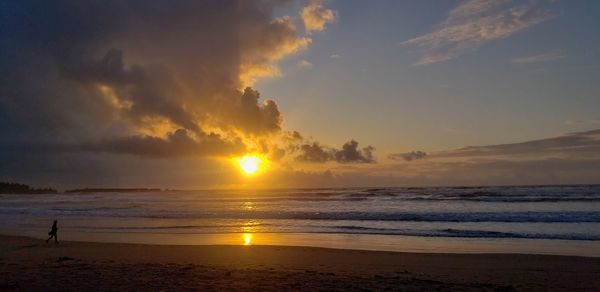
[54,233,58,243]
[46,235,52,243]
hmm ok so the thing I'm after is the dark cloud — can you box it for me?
[389,151,428,161]
[335,140,375,163]
[297,143,332,163]
[226,87,282,134]
[283,130,303,142]
[81,129,246,159]
[296,140,375,163]
[269,147,286,161]
[0,0,311,158]
[0,150,234,190]
[0,0,379,188]
[62,49,201,133]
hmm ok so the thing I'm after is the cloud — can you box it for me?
[389,151,428,161]
[301,0,337,33]
[82,129,246,159]
[62,49,202,134]
[222,87,283,135]
[433,129,600,159]
[297,59,313,69]
[273,129,600,186]
[296,140,375,163]
[335,140,375,163]
[386,157,600,186]
[282,130,304,142]
[447,0,508,20]
[0,0,383,188]
[402,0,554,65]
[565,118,600,126]
[511,50,566,63]
[373,129,600,186]
[329,54,341,59]
[0,0,339,160]
[297,142,332,163]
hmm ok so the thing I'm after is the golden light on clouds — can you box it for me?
[301,0,337,33]
[97,85,133,110]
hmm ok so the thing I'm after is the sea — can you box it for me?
[2,185,600,256]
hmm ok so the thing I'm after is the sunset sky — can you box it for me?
[1,0,599,189]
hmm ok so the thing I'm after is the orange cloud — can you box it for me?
[301,0,337,33]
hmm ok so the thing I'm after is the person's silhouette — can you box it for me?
[46,220,58,244]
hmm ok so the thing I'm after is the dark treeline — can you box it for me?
[0,182,57,194]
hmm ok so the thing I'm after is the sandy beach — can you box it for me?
[1,235,599,291]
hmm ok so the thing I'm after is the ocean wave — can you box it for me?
[332,185,600,202]
[406,194,600,202]
[336,226,600,240]
[70,223,268,230]
[5,208,600,223]
[65,224,600,241]
[5,185,599,203]
[232,185,600,203]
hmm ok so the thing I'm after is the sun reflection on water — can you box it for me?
[243,201,254,210]
[242,220,259,246]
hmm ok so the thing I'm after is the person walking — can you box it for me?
[46,220,59,244]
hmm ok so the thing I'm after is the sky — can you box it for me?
[1,0,599,189]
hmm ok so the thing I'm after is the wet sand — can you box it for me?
[1,234,599,291]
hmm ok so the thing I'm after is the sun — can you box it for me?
[237,155,265,175]
[243,233,253,245]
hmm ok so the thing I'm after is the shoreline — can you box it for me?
[2,234,600,291]
[4,229,600,258]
